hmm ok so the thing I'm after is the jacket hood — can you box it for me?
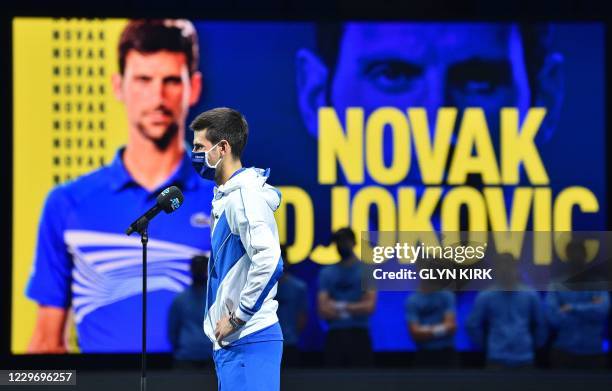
[213,167,281,211]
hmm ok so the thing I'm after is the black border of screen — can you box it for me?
[1,0,610,370]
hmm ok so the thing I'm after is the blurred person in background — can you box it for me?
[26,19,212,353]
[609,290,612,368]
[467,253,547,369]
[545,240,610,369]
[276,245,309,367]
[168,255,213,368]
[609,293,612,368]
[405,270,457,368]
[318,227,377,367]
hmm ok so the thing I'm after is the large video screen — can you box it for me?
[12,19,605,354]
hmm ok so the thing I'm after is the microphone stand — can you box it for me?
[125,185,184,391]
[132,218,150,391]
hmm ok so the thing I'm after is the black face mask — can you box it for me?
[337,246,354,259]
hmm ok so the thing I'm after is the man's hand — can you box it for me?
[319,298,339,320]
[214,316,236,342]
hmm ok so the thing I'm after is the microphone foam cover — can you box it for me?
[157,186,184,213]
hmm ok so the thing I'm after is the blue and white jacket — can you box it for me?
[203,167,283,350]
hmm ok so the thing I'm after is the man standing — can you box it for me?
[276,245,309,366]
[168,255,213,368]
[545,241,610,369]
[26,19,213,353]
[318,227,377,367]
[406,281,457,367]
[191,107,284,390]
[467,253,547,368]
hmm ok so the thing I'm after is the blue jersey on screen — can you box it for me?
[405,291,456,350]
[318,261,371,330]
[26,148,214,353]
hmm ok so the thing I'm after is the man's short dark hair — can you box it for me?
[331,227,356,245]
[190,107,249,159]
[118,19,199,75]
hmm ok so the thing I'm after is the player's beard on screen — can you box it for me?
[136,109,180,151]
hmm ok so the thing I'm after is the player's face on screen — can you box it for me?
[296,22,565,184]
[329,23,531,118]
[113,50,201,147]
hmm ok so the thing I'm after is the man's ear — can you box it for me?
[189,71,203,106]
[220,139,231,157]
[534,53,564,143]
[296,48,329,138]
[111,73,124,102]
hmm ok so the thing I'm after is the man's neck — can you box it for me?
[123,129,184,191]
[339,255,357,266]
[216,159,243,186]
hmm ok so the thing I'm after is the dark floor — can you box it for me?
[2,369,612,391]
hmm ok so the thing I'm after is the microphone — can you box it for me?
[126,186,185,236]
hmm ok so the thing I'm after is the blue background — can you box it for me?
[186,22,605,351]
